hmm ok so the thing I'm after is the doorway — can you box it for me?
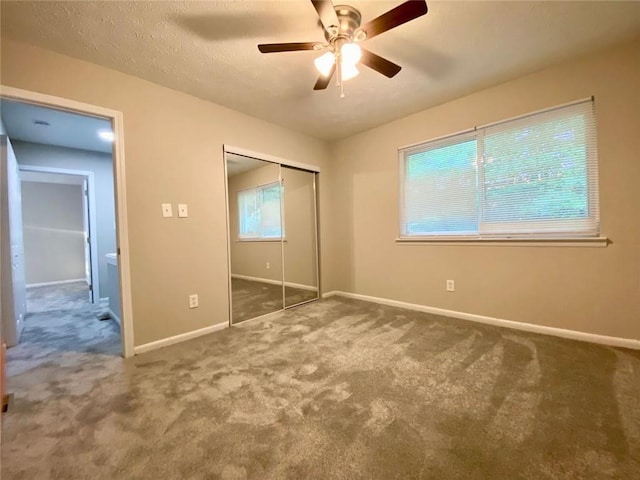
[19,166,99,304]
[0,86,134,357]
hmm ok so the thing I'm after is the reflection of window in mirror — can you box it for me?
[238,181,285,240]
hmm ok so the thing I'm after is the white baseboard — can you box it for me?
[322,291,338,298]
[134,322,229,355]
[231,273,318,292]
[107,308,121,328]
[27,278,86,288]
[324,291,640,350]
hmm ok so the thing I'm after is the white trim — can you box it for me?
[1,85,135,358]
[223,147,233,328]
[26,278,85,288]
[326,291,640,350]
[134,322,228,355]
[236,238,287,243]
[230,273,281,287]
[279,165,286,308]
[231,273,318,292]
[285,281,318,292]
[395,237,609,247]
[223,145,320,173]
[19,165,101,302]
[322,291,338,298]
[107,308,121,327]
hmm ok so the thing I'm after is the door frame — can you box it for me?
[19,165,100,303]
[1,85,134,358]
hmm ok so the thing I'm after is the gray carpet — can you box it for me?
[231,277,318,324]
[2,295,640,479]
[15,282,121,360]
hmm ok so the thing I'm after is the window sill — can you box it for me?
[395,236,609,247]
[236,239,287,243]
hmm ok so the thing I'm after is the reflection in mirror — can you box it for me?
[226,153,283,324]
[282,166,319,307]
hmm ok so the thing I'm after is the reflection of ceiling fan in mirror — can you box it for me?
[258,0,428,96]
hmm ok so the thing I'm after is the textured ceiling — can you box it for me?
[1,1,639,141]
[1,99,113,153]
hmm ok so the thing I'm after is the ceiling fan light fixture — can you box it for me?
[314,51,336,77]
[258,0,429,92]
[341,42,362,66]
[341,62,359,81]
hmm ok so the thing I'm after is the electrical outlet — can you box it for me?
[189,294,198,309]
[446,280,455,292]
[266,262,270,269]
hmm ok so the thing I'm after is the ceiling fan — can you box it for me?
[257,0,429,96]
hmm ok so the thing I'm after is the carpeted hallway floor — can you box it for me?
[2,294,640,479]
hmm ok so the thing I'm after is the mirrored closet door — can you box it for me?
[281,166,319,308]
[225,151,319,325]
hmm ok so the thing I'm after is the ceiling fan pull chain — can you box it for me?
[335,49,345,98]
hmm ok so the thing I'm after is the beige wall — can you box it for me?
[0,38,330,346]
[327,38,640,340]
[21,181,85,284]
[228,161,283,283]
[2,35,637,346]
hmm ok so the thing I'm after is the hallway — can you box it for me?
[7,281,121,375]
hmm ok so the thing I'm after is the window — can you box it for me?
[238,181,283,239]
[399,100,599,239]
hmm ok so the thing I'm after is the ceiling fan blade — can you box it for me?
[311,0,339,31]
[360,49,402,78]
[313,64,336,90]
[258,42,318,53]
[360,0,428,40]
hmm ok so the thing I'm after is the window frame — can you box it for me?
[398,98,601,243]
[237,180,284,241]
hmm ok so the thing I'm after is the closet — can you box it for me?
[224,148,319,324]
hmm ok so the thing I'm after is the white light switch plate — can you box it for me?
[178,204,188,218]
[161,203,173,218]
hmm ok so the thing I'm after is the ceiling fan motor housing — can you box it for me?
[325,5,363,43]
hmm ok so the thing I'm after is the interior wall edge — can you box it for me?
[324,291,640,350]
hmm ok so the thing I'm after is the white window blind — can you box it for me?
[238,181,283,239]
[399,99,599,239]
